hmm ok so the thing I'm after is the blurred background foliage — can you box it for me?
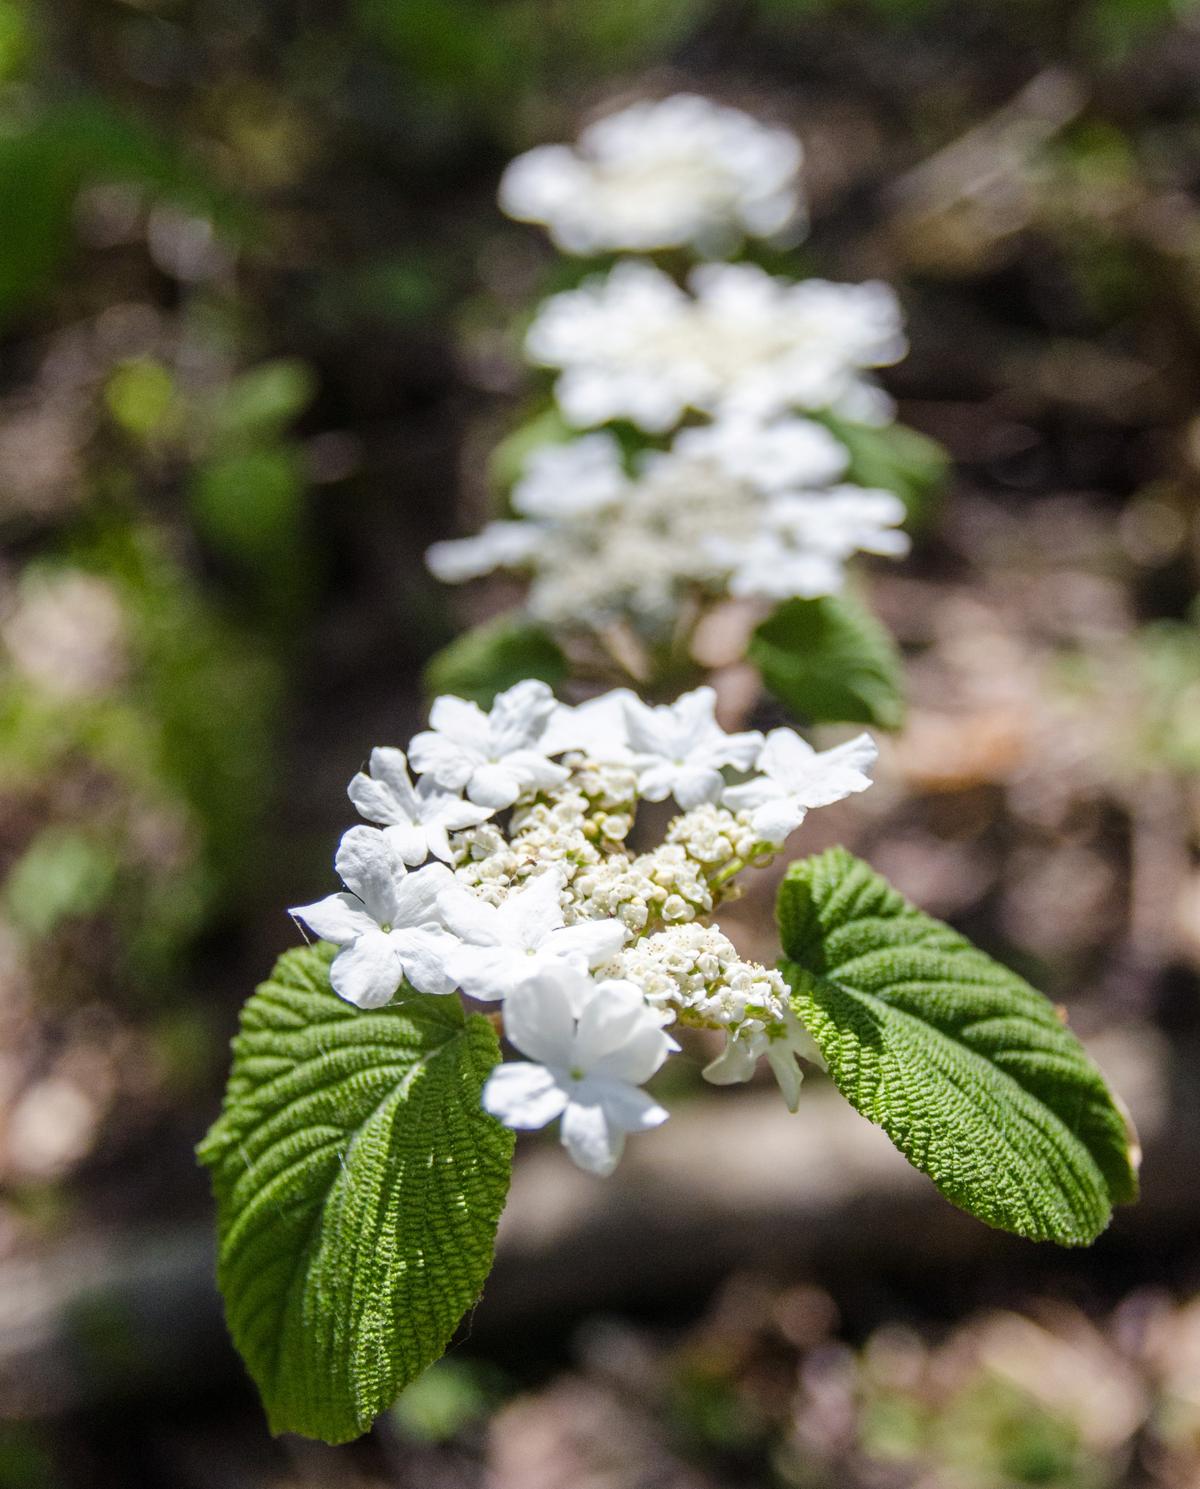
[4,0,1200,1484]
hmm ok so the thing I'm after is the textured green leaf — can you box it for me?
[778,849,1138,1245]
[750,594,906,729]
[424,614,567,707]
[198,943,514,1443]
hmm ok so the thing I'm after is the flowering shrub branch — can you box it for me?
[199,97,1136,1447]
[201,681,1137,1443]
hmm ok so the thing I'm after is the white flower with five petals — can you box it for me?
[289,827,458,1008]
[482,967,674,1174]
[348,747,493,864]
[623,686,762,807]
[438,870,627,1002]
[723,729,877,845]
[409,680,569,809]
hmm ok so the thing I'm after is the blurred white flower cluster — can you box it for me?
[498,93,805,256]
[428,94,913,652]
[291,680,876,1174]
[428,424,907,634]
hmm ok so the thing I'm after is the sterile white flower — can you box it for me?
[702,1008,819,1112]
[671,414,849,492]
[438,868,627,1001]
[289,827,459,1008]
[724,729,878,844]
[348,747,493,864]
[410,679,569,809]
[482,967,673,1174]
[425,521,546,583]
[525,260,906,434]
[539,687,637,761]
[499,94,804,256]
[623,686,763,807]
[510,433,629,521]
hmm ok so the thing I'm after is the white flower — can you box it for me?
[482,968,673,1174]
[348,747,493,864]
[409,680,569,809]
[623,685,762,807]
[671,415,849,493]
[526,260,906,434]
[723,729,877,844]
[499,93,804,255]
[539,687,637,761]
[289,827,458,1008]
[438,869,627,1002]
[702,1008,818,1112]
[511,434,629,521]
[425,521,545,583]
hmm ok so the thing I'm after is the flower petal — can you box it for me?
[329,930,404,1008]
[391,926,459,996]
[672,764,725,809]
[288,892,375,945]
[560,1097,624,1175]
[466,763,524,809]
[438,883,505,947]
[507,869,567,950]
[443,944,519,1002]
[504,972,579,1065]
[545,919,627,968]
[483,1062,569,1129]
[488,679,557,755]
[389,861,454,928]
[573,980,656,1068]
[702,1035,762,1086]
[347,772,404,826]
[586,1077,669,1133]
[334,826,403,924]
[382,822,432,866]
[767,1043,805,1112]
[750,797,806,845]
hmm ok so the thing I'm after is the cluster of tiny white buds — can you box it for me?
[289,681,877,1174]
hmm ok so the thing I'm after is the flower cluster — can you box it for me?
[498,93,805,256]
[291,680,876,1175]
[427,424,908,634]
[526,260,905,433]
[428,95,914,651]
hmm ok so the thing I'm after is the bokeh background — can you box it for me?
[4,1,1200,1484]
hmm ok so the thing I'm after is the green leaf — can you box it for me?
[208,359,317,444]
[425,615,568,707]
[778,849,1138,1245]
[820,414,949,529]
[749,594,905,729]
[198,944,514,1443]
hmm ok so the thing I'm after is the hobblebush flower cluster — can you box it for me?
[198,94,1135,1452]
[201,670,1137,1445]
[425,95,933,696]
[290,680,874,1174]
